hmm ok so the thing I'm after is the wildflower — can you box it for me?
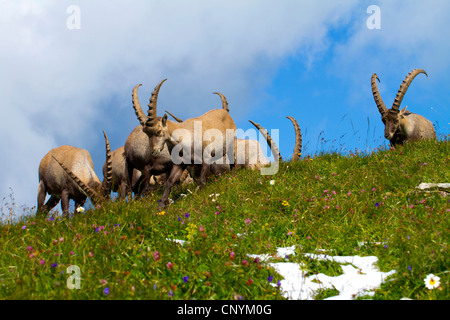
[39,259,45,265]
[185,212,190,218]
[51,262,58,268]
[70,251,75,256]
[269,180,275,185]
[168,290,174,297]
[103,287,110,295]
[268,275,273,282]
[59,237,64,242]
[26,246,32,251]
[375,202,379,208]
[21,225,26,230]
[229,252,235,260]
[424,274,440,290]
[166,262,173,270]
[281,200,289,207]
[158,211,165,216]
[277,280,281,286]
[88,252,94,257]
[244,218,251,226]
[76,207,85,213]
[199,225,205,232]
[215,211,220,215]
[242,260,248,266]
[371,187,376,192]
[153,251,160,261]
[347,191,352,196]
[183,276,189,283]
[287,231,293,236]
[246,278,253,286]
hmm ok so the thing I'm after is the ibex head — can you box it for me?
[132,80,169,158]
[371,69,428,142]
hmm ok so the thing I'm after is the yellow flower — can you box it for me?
[282,200,290,207]
[158,211,165,216]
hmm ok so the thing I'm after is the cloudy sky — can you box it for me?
[1,0,449,219]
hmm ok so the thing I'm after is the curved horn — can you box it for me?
[249,120,282,163]
[101,130,113,197]
[165,110,183,123]
[51,155,100,205]
[213,92,229,113]
[392,69,428,112]
[371,73,388,116]
[132,84,147,126]
[147,79,167,128]
[286,116,302,162]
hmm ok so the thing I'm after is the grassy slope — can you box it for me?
[0,138,448,300]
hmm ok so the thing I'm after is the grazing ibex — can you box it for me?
[103,146,143,199]
[37,131,113,216]
[166,93,271,171]
[371,69,436,146]
[136,79,236,208]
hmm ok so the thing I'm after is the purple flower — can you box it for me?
[267,275,273,282]
[185,213,190,218]
[375,202,379,207]
[103,287,109,295]
[183,276,189,283]
[21,225,26,230]
[51,262,58,268]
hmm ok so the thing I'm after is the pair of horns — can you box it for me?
[372,68,428,115]
[249,116,302,163]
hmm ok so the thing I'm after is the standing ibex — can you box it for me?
[37,131,113,216]
[124,84,191,198]
[136,79,236,208]
[371,68,436,146]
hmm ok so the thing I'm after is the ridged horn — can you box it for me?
[147,79,167,128]
[165,110,183,123]
[392,69,428,113]
[51,155,101,205]
[249,120,282,163]
[371,73,388,116]
[213,92,229,113]
[132,84,147,126]
[286,116,302,162]
[101,130,113,197]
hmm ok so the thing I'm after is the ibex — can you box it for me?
[135,79,236,208]
[124,84,192,198]
[371,68,436,146]
[37,131,113,216]
[103,146,143,199]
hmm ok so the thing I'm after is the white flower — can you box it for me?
[424,274,440,290]
[269,180,275,185]
[76,207,85,213]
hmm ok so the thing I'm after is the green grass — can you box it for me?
[0,137,449,300]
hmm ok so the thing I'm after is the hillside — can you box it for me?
[0,138,448,300]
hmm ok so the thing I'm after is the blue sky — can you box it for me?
[0,1,449,218]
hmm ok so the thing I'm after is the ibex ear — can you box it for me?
[399,106,408,117]
[162,113,168,126]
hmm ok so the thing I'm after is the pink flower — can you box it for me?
[153,251,160,261]
[242,260,248,266]
[166,262,173,270]
[229,251,235,260]
[244,218,251,226]
[39,259,45,265]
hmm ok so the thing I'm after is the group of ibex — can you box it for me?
[37,68,436,216]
